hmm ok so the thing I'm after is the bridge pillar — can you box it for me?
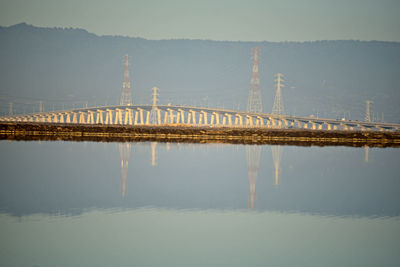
[138,108,144,124]
[225,114,233,126]
[201,111,208,125]
[199,113,203,125]
[65,113,70,123]
[215,113,220,125]
[50,114,57,123]
[58,113,64,123]
[282,119,288,128]
[79,112,86,124]
[234,114,243,126]
[114,109,123,124]
[318,123,323,130]
[124,109,133,125]
[134,110,138,125]
[303,122,308,129]
[175,109,182,124]
[145,110,150,125]
[105,109,113,124]
[96,110,104,124]
[72,112,78,124]
[324,123,331,130]
[87,111,95,124]
[189,110,196,125]
[310,121,316,130]
[246,115,253,127]
[256,116,263,127]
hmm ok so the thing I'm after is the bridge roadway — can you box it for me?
[1,104,399,131]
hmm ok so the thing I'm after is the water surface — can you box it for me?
[0,141,399,266]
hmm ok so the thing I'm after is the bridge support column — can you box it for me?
[246,115,254,127]
[138,108,144,124]
[124,109,132,125]
[59,113,64,123]
[311,121,316,130]
[79,112,86,124]
[282,119,288,128]
[114,109,123,124]
[324,123,331,130]
[170,109,175,124]
[66,113,71,123]
[52,114,58,123]
[87,111,95,124]
[96,110,104,124]
[256,116,263,127]
[226,114,233,126]
[215,113,220,125]
[269,118,276,128]
[145,110,150,125]
[157,109,161,125]
[134,111,138,125]
[234,114,243,127]
[105,109,113,124]
[72,112,78,124]
[200,111,208,125]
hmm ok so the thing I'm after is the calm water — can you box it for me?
[0,140,399,266]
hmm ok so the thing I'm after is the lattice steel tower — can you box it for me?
[149,87,160,124]
[120,54,133,106]
[247,47,262,113]
[272,73,284,115]
[365,100,372,122]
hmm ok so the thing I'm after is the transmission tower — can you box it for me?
[247,47,262,113]
[365,100,372,122]
[120,54,133,106]
[149,87,160,124]
[272,73,285,115]
[8,102,13,115]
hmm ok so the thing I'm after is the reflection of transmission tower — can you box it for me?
[149,87,161,124]
[151,142,158,166]
[271,145,282,186]
[246,146,261,209]
[272,73,284,115]
[246,47,262,209]
[365,100,372,122]
[247,47,262,113]
[119,143,131,196]
[120,54,133,106]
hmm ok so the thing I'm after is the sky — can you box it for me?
[0,0,399,42]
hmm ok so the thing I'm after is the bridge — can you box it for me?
[0,104,399,132]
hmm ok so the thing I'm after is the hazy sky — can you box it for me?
[0,0,399,42]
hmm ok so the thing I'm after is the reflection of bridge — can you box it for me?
[1,104,399,131]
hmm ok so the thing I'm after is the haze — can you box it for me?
[0,0,399,42]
